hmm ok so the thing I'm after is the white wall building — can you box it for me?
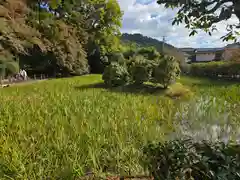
[195,52,216,62]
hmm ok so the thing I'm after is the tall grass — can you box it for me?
[0,75,239,179]
[0,75,176,179]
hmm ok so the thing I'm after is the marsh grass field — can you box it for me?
[0,75,240,179]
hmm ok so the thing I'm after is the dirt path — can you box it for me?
[1,79,47,88]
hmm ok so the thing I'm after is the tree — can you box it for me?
[102,62,129,87]
[85,0,123,73]
[157,0,240,41]
[0,52,19,77]
[128,55,152,85]
[152,55,180,88]
[43,0,123,73]
[1,0,122,77]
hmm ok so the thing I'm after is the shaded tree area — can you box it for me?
[0,0,122,77]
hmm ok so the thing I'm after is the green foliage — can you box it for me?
[136,47,161,61]
[102,62,129,87]
[108,52,125,65]
[143,139,240,180]
[157,0,240,42]
[189,61,240,80]
[152,56,181,88]
[103,48,180,88]
[129,55,152,85]
[83,0,123,73]
[5,61,20,75]
[0,51,19,76]
[1,0,123,76]
[123,49,136,60]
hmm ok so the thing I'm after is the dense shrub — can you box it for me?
[102,62,129,87]
[136,47,161,60]
[143,139,240,180]
[103,48,180,88]
[108,52,126,65]
[0,52,19,77]
[123,49,136,59]
[128,55,152,85]
[152,56,180,88]
[189,62,240,79]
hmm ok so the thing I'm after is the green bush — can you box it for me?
[123,49,136,60]
[128,55,152,85]
[136,47,161,60]
[0,53,19,77]
[102,49,180,88]
[143,139,240,180]
[152,56,180,88]
[108,52,126,65]
[102,62,129,87]
[189,62,240,79]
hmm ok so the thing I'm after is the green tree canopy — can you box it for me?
[43,0,123,73]
[157,0,240,41]
[0,0,123,76]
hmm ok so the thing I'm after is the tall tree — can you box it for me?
[157,0,240,41]
[1,0,122,76]
[41,0,123,73]
[1,0,89,77]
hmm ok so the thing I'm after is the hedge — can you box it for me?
[189,61,240,80]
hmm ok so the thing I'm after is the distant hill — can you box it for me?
[121,33,185,62]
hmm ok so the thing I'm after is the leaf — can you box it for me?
[189,30,197,36]
[172,19,177,25]
[184,16,189,24]
[49,0,61,9]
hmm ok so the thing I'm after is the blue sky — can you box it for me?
[118,0,238,48]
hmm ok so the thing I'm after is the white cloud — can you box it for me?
[118,0,239,48]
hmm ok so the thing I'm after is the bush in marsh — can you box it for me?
[151,56,181,88]
[102,62,129,87]
[128,55,152,85]
[103,48,181,88]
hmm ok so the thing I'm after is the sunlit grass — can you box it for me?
[0,74,239,179]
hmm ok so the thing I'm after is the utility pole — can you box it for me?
[161,36,166,54]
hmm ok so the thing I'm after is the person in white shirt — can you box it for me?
[22,69,27,80]
[19,69,27,80]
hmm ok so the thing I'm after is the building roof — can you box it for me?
[225,42,240,48]
[181,48,224,54]
[194,48,224,53]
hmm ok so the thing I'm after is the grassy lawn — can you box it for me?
[0,74,239,179]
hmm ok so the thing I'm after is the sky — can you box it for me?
[118,0,239,48]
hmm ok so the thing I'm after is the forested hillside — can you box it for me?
[0,0,122,76]
[121,33,185,62]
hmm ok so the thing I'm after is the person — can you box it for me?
[19,69,23,80]
[19,69,27,81]
[21,69,27,80]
